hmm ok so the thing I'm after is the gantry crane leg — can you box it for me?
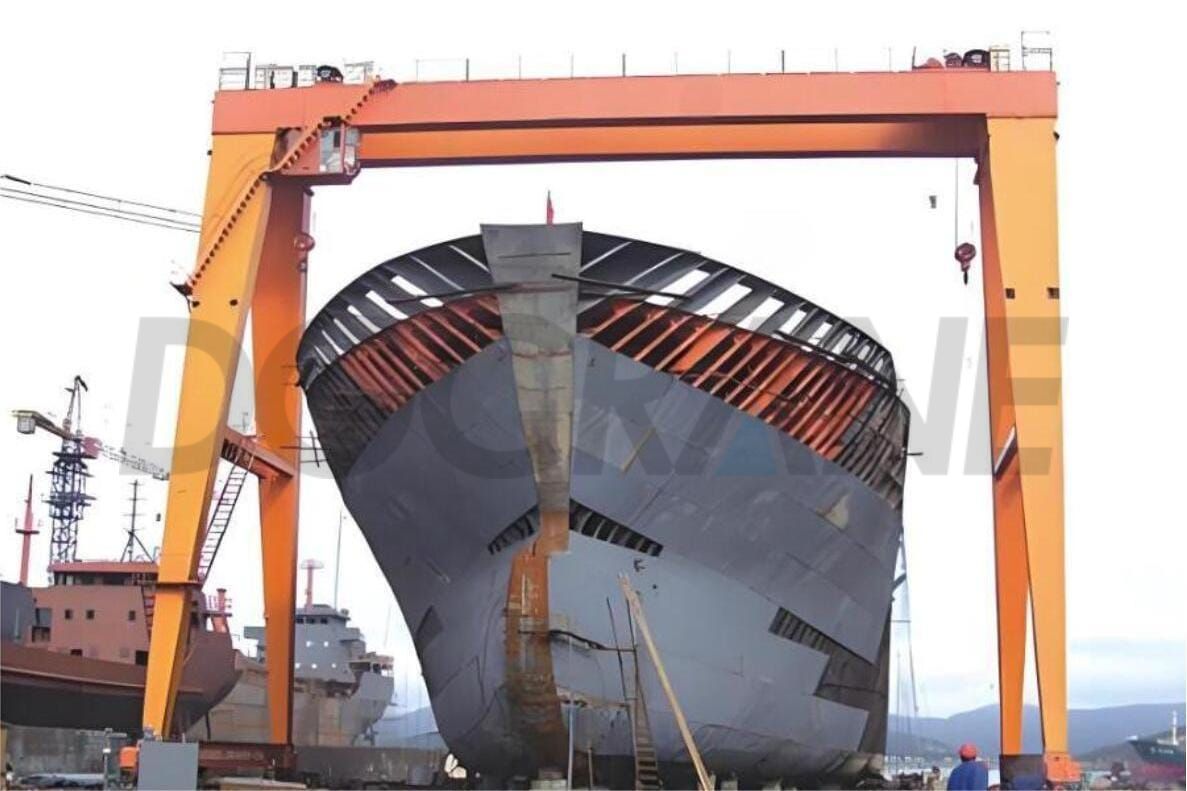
[978,117,1077,782]
[251,181,309,744]
[141,133,283,737]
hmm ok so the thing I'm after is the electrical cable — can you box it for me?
[0,192,200,233]
[0,173,201,218]
[1,186,200,228]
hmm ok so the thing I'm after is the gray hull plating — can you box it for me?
[331,336,900,786]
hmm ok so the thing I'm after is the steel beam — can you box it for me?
[142,133,277,736]
[251,181,309,744]
[979,117,1077,782]
[212,71,1057,135]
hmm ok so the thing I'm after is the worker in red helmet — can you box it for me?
[947,743,989,790]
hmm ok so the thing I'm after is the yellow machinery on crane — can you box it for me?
[137,60,1077,785]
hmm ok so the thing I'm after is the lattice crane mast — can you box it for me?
[13,375,169,562]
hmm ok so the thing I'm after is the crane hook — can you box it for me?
[954,242,977,285]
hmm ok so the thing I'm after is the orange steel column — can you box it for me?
[141,133,277,736]
[251,181,309,744]
[978,153,1030,757]
[979,117,1076,781]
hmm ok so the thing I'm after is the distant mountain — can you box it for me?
[888,702,1185,758]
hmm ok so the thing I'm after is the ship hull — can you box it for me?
[331,338,896,786]
[188,652,393,746]
[301,225,906,787]
[0,632,238,734]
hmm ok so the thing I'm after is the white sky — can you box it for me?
[1,1,1183,724]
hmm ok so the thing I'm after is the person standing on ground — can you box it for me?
[947,744,989,790]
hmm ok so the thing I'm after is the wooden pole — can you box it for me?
[618,574,712,791]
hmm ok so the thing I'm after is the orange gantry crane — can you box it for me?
[141,64,1075,782]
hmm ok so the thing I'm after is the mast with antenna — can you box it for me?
[15,475,39,585]
[121,479,153,561]
[299,558,324,609]
[333,510,344,610]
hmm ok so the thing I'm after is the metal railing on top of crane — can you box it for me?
[215,34,1055,92]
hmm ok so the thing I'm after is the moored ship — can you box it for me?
[189,601,394,746]
[0,565,238,735]
[298,223,908,787]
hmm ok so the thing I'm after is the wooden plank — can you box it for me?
[618,574,712,791]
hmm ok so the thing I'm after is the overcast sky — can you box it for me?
[1,1,1183,725]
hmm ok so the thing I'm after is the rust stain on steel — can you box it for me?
[484,224,582,775]
[504,510,570,772]
[332,294,503,414]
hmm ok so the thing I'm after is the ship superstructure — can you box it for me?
[298,224,908,787]
[0,563,237,734]
[194,603,394,746]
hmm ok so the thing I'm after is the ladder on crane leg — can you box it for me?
[197,461,252,581]
[140,462,250,636]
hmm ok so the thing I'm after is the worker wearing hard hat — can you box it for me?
[946,744,989,790]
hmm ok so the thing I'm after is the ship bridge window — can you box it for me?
[698,284,752,319]
[64,608,74,620]
[128,610,136,622]
[85,609,95,620]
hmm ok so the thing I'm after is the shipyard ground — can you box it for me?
[2,722,450,789]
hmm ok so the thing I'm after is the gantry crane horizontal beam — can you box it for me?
[212,70,1056,136]
[144,65,1074,785]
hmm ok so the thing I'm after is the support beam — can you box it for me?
[251,181,310,743]
[618,575,712,791]
[979,117,1077,782]
[221,427,297,480]
[141,133,277,737]
[357,119,986,165]
[978,167,1028,757]
[212,72,1058,136]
